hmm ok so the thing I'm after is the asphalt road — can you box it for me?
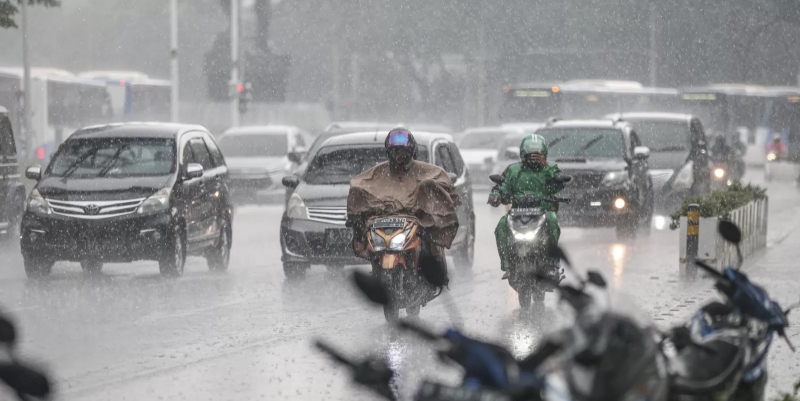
[0,167,798,401]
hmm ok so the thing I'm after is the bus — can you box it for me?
[755,87,800,161]
[498,83,564,123]
[0,68,111,162]
[78,70,171,122]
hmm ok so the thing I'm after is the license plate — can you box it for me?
[512,207,544,216]
[373,217,406,229]
[325,228,354,245]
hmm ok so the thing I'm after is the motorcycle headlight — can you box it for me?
[371,231,386,250]
[767,152,777,161]
[713,168,725,179]
[286,193,309,220]
[511,224,540,241]
[25,188,51,215]
[601,171,627,186]
[137,187,171,215]
[388,228,412,251]
[671,161,694,190]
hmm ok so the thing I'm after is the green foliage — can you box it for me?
[669,182,767,230]
[0,0,59,29]
[772,380,800,401]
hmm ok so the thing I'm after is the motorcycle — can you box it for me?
[666,220,795,401]
[0,312,51,401]
[489,174,571,311]
[364,215,439,322]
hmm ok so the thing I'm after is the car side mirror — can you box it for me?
[185,163,204,179]
[504,147,519,160]
[489,174,504,185]
[281,175,300,188]
[25,166,42,181]
[288,147,307,164]
[633,146,650,160]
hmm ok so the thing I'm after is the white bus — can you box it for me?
[0,67,111,162]
[78,70,171,123]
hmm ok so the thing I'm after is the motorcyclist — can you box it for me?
[766,133,787,160]
[710,134,732,160]
[347,128,460,286]
[488,134,567,280]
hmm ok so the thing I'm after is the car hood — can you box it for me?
[647,151,689,170]
[294,183,350,207]
[225,156,286,173]
[460,149,497,165]
[36,175,171,201]
[553,158,629,172]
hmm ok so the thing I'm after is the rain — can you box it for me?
[0,0,799,400]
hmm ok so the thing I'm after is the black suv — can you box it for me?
[534,119,654,240]
[20,123,233,278]
[0,107,25,239]
[279,131,475,279]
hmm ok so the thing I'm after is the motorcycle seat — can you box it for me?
[669,334,748,395]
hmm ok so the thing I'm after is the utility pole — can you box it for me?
[21,0,32,159]
[170,0,180,122]
[230,0,240,127]
[476,3,486,126]
[648,1,658,87]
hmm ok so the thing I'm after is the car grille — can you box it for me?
[649,169,674,192]
[307,207,347,225]
[568,172,606,187]
[46,198,146,219]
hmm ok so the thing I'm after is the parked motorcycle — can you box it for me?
[489,174,571,311]
[364,215,439,321]
[0,312,51,401]
[666,220,795,401]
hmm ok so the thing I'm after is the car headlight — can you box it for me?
[601,171,627,186]
[25,188,51,215]
[137,187,171,214]
[371,231,386,250]
[713,168,725,179]
[671,161,694,190]
[286,193,309,220]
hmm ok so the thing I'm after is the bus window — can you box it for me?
[499,88,561,122]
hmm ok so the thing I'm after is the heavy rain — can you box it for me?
[0,0,799,400]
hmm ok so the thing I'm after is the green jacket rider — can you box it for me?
[488,134,567,277]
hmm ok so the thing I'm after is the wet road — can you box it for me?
[1,167,799,400]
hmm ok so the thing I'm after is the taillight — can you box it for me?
[36,147,45,160]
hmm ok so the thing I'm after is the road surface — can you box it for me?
[0,167,798,400]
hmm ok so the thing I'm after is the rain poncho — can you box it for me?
[347,160,461,259]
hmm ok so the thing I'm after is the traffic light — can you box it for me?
[238,83,250,114]
[244,51,290,102]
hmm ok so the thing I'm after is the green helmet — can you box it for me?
[520,134,548,159]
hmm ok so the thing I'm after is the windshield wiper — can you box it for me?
[548,135,567,148]
[651,145,687,152]
[97,146,129,177]
[579,135,605,154]
[59,147,102,181]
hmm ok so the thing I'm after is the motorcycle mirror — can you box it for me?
[489,174,503,185]
[586,271,607,288]
[718,220,742,245]
[0,315,16,347]
[352,271,390,306]
[694,261,727,281]
[0,363,51,399]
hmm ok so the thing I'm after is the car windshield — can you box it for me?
[538,128,625,159]
[304,145,428,185]
[47,137,176,178]
[630,121,688,152]
[219,133,288,157]
[459,131,508,149]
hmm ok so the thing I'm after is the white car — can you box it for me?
[218,125,310,204]
[458,126,538,187]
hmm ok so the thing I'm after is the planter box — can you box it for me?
[765,161,800,183]
[678,198,768,276]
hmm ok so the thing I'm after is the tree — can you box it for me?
[0,0,59,29]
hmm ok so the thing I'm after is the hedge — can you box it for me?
[669,182,767,230]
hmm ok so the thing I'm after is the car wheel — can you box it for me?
[23,255,54,279]
[283,262,308,281]
[159,227,186,278]
[80,260,103,274]
[454,228,475,270]
[206,219,232,272]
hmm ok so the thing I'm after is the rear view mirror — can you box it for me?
[281,175,300,189]
[633,146,650,160]
[489,174,504,185]
[185,163,204,179]
[718,220,742,244]
[0,363,51,399]
[586,271,607,288]
[25,166,42,181]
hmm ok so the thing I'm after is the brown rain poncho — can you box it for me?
[347,160,461,253]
